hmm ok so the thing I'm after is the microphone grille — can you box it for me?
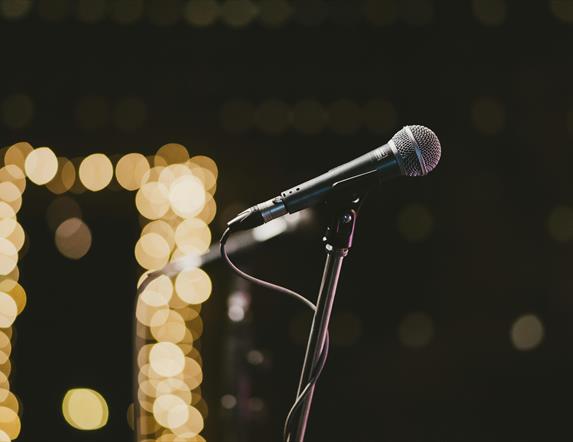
[391,125,441,177]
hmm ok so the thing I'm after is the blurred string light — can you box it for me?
[510,314,544,351]
[79,153,113,191]
[1,142,216,439]
[135,143,216,441]
[76,0,106,23]
[0,0,446,28]
[547,205,573,242]
[54,217,92,260]
[222,98,398,135]
[472,0,507,26]
[0,142,31,441]
[62,388,109,430]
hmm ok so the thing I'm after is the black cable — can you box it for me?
[220,228,331,442]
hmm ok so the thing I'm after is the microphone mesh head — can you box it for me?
[391,125,441,177]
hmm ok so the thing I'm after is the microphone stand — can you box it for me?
[289,196,360,442]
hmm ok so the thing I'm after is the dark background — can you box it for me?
[2,0,573,441]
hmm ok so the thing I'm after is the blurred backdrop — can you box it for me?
[1,0,573,441]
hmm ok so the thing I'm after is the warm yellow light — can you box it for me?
[179,357,203,391]
[62,388,109,430]
[116,153,150,191]
[0,390,18,414]
[155,143,189,166]
[149,342,185,377]
[175,268,212,305]
[135,233,171,270]
[24,147,58,185]
[55,218,92,260]
[0,406,19,439]
[136,182,170,220]
[0,165,26,194]
[0,183,22,214]
[0,281,25,316]
[511,314,544,351]
[142,220,175,251]
[151,310,187,344]
[0,239,17,276]
[171,405,204,438]
[0,293,17,329]
[4,142,32,171]
[46,157,76,194]
[0,219,24,252]
[169,175,206,219]
[79,153,114,191]
[153,394,189,429]
[174,219,211,255]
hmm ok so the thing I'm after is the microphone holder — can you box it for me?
[289,191,362,442]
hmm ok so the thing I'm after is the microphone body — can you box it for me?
[228,143,400,232]
[228,125,441,232]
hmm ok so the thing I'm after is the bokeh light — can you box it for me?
[184,0,220,26]
[150,342,186,377]
[55,217,92,260]
[363,0,397,26]
[258,0,292,27]
[175,268,212,305]
[110,0,143,23]
[46,196,82,231]
[398,312,435,348]
[0,406,20,439]
[135,233,171,270]
[46,157,76,194]
[79,153,114,191]
[115,153,150,191]
[62,388,109,430]
[472,0,507,26]
[220,0,257,28]
[155,143,190,167]
[511,314,544,351]
[547,205,573,242]
[4,141,33,170]
[24,147,58,185]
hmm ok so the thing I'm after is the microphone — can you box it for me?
[227,125,441,232]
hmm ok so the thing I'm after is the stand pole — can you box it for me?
[289,208,358,442]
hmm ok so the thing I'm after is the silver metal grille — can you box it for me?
[391,125,441,177]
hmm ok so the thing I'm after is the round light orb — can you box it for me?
[150,342,186,377]
[55,218,92,260]
[79,153,113,191]
[24,147,58,185]
[62,388,109,430]
[116,153,150,191]
[175,268,212,305]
